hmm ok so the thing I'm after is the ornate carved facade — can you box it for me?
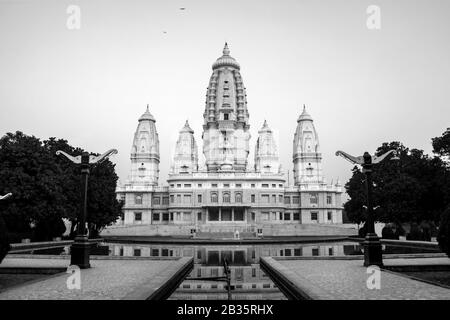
[114,44,344,236]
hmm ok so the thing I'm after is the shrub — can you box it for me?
[382,223,398,239]
[437,206,450,257]
[406,222,423,241]
[33,217,66,241]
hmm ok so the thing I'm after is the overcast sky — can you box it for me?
[1,0,449,191]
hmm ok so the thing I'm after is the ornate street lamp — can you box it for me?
[336,149,398,267]
[56,149,118,268]
[0,193,12,201]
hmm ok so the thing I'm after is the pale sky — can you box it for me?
[1,0,449,191]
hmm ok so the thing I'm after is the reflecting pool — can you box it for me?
[10,241,442,300]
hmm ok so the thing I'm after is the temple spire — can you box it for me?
[130,108,160,185]
[171,120,198,174]
[255,120,280,173]
[293,106,323,185]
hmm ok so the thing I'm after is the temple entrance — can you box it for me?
[206,207,246,222]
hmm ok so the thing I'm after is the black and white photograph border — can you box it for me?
[0,0,449,315]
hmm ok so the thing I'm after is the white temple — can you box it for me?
[110,44,347,237]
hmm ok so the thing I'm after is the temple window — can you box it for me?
[134,212,142,222]
[310,193,318,205]
[135,194,143,205]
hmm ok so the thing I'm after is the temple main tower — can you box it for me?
[202,43,251,172]
[129,105,160,185]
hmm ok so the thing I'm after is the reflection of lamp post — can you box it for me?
[56,149,118,269]
[336,149,398,267]
[186,258,232,300]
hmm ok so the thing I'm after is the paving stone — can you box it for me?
[262,257,450,300]
[0,257,191,300]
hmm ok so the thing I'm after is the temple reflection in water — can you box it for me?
[107,242,350,300]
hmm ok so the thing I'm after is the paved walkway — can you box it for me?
[261,257,450,300]
[383,257,450,266]
[0,256,192,300]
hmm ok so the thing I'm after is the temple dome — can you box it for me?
[139,105,155,122]
[212,43,240,70]
[180,120,194,133]
[297,104,312,122]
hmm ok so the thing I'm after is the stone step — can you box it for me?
[195,231,257,239]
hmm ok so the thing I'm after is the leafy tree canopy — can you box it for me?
[344,139,449,226]
[0,131,122,241]
[432,129,450,159]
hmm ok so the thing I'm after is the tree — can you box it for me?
[0,132,67,240]
[437,206,450,257]
[0,131,122,241]
[43,139,123,239]
[0,213,10,263]
[344,141,448,227]
[85,157,122,238]
[432,128,450,159]
[432,129,450,206]
[344,166,366,225]
[43,138,84,238]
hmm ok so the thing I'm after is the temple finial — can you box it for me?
[223,42,230,55]
[146,104,149,111]
[180,119,193,133]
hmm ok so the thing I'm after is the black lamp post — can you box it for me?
[336,149,398,267]
[56,149,118,269]
[186,258,232,300]
[0,193,12,264]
